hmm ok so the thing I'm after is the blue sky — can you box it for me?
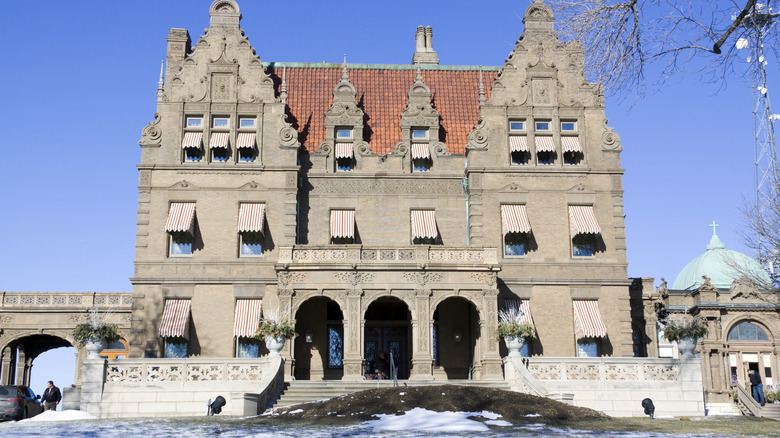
[1,0,776,392]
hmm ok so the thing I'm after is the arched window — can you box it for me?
[727,321,770,341]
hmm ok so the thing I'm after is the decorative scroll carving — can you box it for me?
[227,364,264,381]
[392,142,408,156]
[316,141,332,155]
[279,114,300,146]
[187,364,223,381]
[601,119,622,151]
[138,113,162,146]
[431,141,448,156]
[466,117,488,148]
[0,314,14,324]
[147,364,183,381]
[643,364,677,381]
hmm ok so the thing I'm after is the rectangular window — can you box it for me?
[412,158,431,172]
[237,339,260,358]
[169,233,193,256]
[576,340,598,357]
[504,232,528,256]
[535,121,550,131]
[212,148,229,162]
[186,117,203,128]
[572,233,595,257]
[165,341,187,358]
[328,326,344,368]
[335,128,353,139]
[212,117,230,129]
[412,128,429,140]
[239,117,256,129]
[184,148,201,162]
[238,203,265,257]
[240,233,263,256]
[561,121,577,131]
[509,121,525,131]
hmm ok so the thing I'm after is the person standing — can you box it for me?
[40,381,61,411]
[749,370,766,406]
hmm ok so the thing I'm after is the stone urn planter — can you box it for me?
[84,337,108,359]
[503,335,526,357]
[265,335,286,357]
[677,336,698,359]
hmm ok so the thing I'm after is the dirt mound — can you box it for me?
[269,384,608,424]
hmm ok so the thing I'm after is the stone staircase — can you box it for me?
[271,380,510,409]
[734,384,780,421]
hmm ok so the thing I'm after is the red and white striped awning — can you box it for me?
[165,202,196,233]
[504,299,535,327]
[330,209,355,239]
[159,299,192,338]
[411,143,430,159]
[535,136,555,152]
[182,132,203,149]
[572,300,607,339]
[568,205,601,236]
[561,137,582,153]
[238,203,265,233]
[237,133,256,149]
[233,299,262,338]
[209,132,229,149]
[335,142,353,159]
[509,136,528,152]
[411,210,437,240]
[501,205,531,235]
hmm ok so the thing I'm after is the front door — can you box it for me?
[364,326,408,379]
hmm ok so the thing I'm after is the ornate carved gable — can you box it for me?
[394,66,447,156]
[318,61,369,156]
[163,0,274,104]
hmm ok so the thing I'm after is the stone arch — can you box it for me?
[0,330,76,386]
[432,296,481,379]
[290,289,347,320]
[292,295,346,380]
[725,318,774,342]
[361,290,416,320]
[429,290,485,322]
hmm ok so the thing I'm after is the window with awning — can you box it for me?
[335,142,355,172]
[501,205,531,256]
[237,133,256,162]
[166,202,196,256]
[159,299,192,339]
[238,203,265,256]
[509,136,528,152]
[182,132,203,162]
[233,299,262,338]
[561,137,581,153]
[572,300,607,339]
[411,210,438,243]
[568,205,601,236]
[535,136,555,152]
[330,209,355,243]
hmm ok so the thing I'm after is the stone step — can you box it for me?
[272,380,510,409]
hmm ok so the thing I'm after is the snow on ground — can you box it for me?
[20,410,97,422]
[364,407,505,432]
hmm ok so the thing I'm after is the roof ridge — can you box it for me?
[263,62,501,71]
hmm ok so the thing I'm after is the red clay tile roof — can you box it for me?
[265,63,497,155]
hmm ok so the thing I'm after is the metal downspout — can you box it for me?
[463,157,470,246]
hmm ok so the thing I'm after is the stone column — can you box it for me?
[341,289,364,381]
[479,288,504,380]
[276,284,295,379]
[409,289,433,380]
[14,349,25,385]
[0,346,14,385]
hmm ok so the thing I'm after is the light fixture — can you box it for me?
[453,329,462,343]
[305,329,314,343]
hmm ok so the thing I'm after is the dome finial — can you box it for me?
[707,220,726,250]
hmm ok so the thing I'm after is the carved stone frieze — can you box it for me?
[334,271,375,286]
[310,179,462,196]
[277,271,307,286]
[470,272,497,286]
[402,272,442,286]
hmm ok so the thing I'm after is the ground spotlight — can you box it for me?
[208,395,226,416]
[641,398,654,419]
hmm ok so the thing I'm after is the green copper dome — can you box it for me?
[672,223,771,290]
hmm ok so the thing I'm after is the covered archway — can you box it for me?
[1,333,73,386]
[433,297,480,379]
[293,296,344,380]
[364,297,411,379]
[725,319,776,388]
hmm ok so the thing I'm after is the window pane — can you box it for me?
[239,118,256,129]
[170,238,192,255]
[329,327,344,367]
[577,341,598,357]
[535,121,550,131]
[186,117,202,128]
[572,234,594,257]
[241,242,262,256]
[336,157,353,171]
[213,118,229,128]
[237,340,259,358]
[561,122,576,131]
[412,129,428,139]
[412,158,431,172]
[336,129,353,139]
[185,148,201,162]
[728,321,770,341]
[212,148,229,162]
[432,325,439,366]
[239,148,255,162]
[509,121,524,131]
[165,342,187,358]
[504,232,527,256]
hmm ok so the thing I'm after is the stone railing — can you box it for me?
[1,292,132,309]
[277,246,499,266]
[105,358,269,383]
[526,357,679,382]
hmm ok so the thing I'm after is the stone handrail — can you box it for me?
[277,246,499,266]
[104,357,273,383]
[526,357,680,382]
[734,382,761,416]
[1,292,132,309]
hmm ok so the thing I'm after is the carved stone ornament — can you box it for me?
[138,113,162,147]
[334,271,375,286]
[392,142,408,156]
[601,119,622,151]
[466,117,488,148]
[402,272,442,286]
[355,141,371,155]
[277,271,307,287]
[278,114,300,147]
[431,141,449,156]
[730,275,763,301]
[655,278,669,299]
[317,141,333,155]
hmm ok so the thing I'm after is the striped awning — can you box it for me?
[505,299,535,327]
[535,136,555,152]
[182,132,203,149]
[233,299,262,338]
[165,203,196,233]
[209,132,229,149]
[572,300,607,339]
[411,210,437,240]
[335,142,353,159]
[501,205,531,235]
[509,136,528,152]
[237,133,256,149]
[561,136,582,153]
[568,205,601,236]
[159,299,191,338]
[411,143,430,159]
[238,203,265,233]
[330,209,355,239]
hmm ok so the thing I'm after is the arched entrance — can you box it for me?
[293,297,344,380]
[1,334,73,386]
[364,297,411,379]
[725,320,776,388]
[433,297,479,379]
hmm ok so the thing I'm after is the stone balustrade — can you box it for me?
[105,358,268,383]
[0,292,132,309]
[277,246,499,266]
[526,357,679,382]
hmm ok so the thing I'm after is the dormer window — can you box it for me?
[336,128,353,140]
[412,129,429,140]
[411,128,431,172]
[334,127,355,172]
[212,117,230,129]
[186,117,203,128]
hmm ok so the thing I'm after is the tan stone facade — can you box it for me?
[129,0,632,381]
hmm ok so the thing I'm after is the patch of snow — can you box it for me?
[365,407,491,432]
[286,409,303,414]
[470,411,501,420]
[399,392,406,396]
[524,413,541,417]
[441,393,445,395]
[485,419,512,427]
[19,410,97,422]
